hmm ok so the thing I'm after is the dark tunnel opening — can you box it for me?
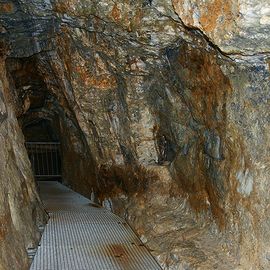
[23,119,62,182]
[5,56,64,182]
[5,54,97,193]
[23,118,59,142]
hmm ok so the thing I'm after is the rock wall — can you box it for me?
[1,0,270,269]
[172,0,270,54]
[0,44,45,270]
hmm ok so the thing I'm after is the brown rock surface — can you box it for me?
[0,0,269,269]
[172,0,270,54]
[0,46,46,270]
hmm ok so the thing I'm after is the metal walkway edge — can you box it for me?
[30,181,162,270]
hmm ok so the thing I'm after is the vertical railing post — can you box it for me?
[25,142,61,178]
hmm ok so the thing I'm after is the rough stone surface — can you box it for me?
[0,47,45,270]
[172,0,270,55]
[1,0,270,269]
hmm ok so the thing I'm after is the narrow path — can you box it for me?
[30,181,162,270]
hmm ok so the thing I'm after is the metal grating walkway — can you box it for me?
[30,181,162,270]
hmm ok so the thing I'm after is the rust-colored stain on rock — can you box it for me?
[171,43,233,228]
[97,164,157,200]
[172,0,236,35]
[0,214,11,240]
[75,65,117,90]
[200,0,234,32]
[111,3,121,22]
[0,3,14,13]
[87,75,117,90]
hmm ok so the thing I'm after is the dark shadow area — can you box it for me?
[6,56,63,182]
[23,120,62,182]
[6,55,97,194]
[23,119,59,142]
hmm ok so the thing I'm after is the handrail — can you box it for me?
[25,142,61,178]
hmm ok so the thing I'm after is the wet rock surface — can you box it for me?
[0,0,270,269]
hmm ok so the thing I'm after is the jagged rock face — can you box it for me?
[172,0,270,54]
[1,0,270,269]
[0,48,45,270]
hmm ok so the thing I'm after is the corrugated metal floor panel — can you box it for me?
[40,223,142,246]
[30,181,162,270]
[49,211,125,224]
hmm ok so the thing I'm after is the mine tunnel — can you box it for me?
[0,1,270,270]
[7,57,63,182]
[23,119,62,181]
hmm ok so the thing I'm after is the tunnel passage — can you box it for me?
[5,56,64,181]
[1,0,270,269]
[5,55,96,188]
[23,119,62,180]
[25,142,61,179]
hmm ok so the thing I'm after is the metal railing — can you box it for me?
[25,142,61,178]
